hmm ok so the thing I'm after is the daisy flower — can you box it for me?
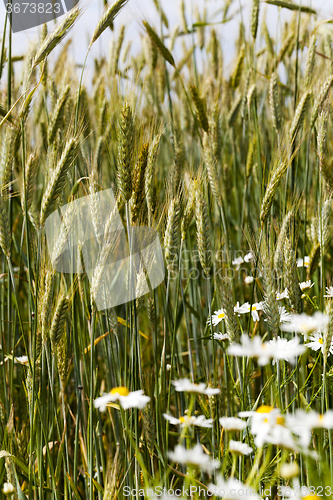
[229,440,253,455]
[163,413,213,428]
[227,335,272,365]
[278,306,293,323]
[234,301,250,315]
[297,256,310,267]
[244,276,254,284]
[239,405,297,450]
[14,355,29,366]
[172,378,220,395]
[286,410,333,448]
[208,477,260,500]
[244,251,254,262]
[324,286,333,298]
[168,444,220,472]
[276,288,289,300]
[299,280,314,291]
[94,387,150,411]
[280,311,329,337]
[207,308,226,326]
[305,331,333,355]
[213,332,229,341]
[232,256,244,270]
[268,336,306,365]
[219,416,247,431]
[233,301,264,321]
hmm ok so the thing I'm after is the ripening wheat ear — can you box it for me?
[190,85,209,133]
[143,21,175,67]
[220,278,239,342]
[0,192,11,258]
[131,142,149,224]
[117,102,134,203]
[181,178,196,241]
[195,185,211,277]
[33,6,81,67]
[269,72,281,133]
[90,0,129,47]
[310,75,333,129]
[251,0,260,40]
[40,136,78,226]
[145,134,160,225]
[50,294,69,346]
[164,197,180,271]
[289,90,312,144]
[48,85,71,144]
[284,238,302,314]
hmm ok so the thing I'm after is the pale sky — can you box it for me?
[1,0,333,83]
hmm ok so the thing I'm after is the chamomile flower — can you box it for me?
[305,331,332,355]
[227,335,272,365]
[163,413,213,428]
[208,477,260,500]
[244,251,254,262]
[233,301,264,321]
[324,286,333,298]
[172,378,220,395]
[244,275,254,284]
[232,256,244,270]
[234,301,250,315]
[299,280,314,291]
[14,356,29,365]
[279,306,293,323]
[229,440,253,455]
[268,336,306,365]
[297,256,310,267]
[207,308,226,326]
[239,406,297,449]
[213,332,229,341]
[219,416,247,431]
[286,410,333,448]
[276,288,289,300]
[94,387,150,411]
[168,444,220,472]
[280,312,329,337]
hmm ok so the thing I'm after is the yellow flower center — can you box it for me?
[319,414,324,421]
[256,405,273,413]
[110,387,129,397]
[179,416,186,423]
[303,496,319,500]
[218,313,225,319]
[276,416,285,426]
[252,306,257,311]
[319,338,323,345]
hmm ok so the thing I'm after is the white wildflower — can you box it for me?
[324,286,333,298]
[94,387,150,411]
[163,413,213,428]
[219,416,247,431]
[172,378,220,395]
[280,312,329,337]
[207,308,226,326]
[276,288,289,300]
[229,440,253,455]
[168,444,220,472]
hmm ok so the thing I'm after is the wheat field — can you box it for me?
[0,0,333,498]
